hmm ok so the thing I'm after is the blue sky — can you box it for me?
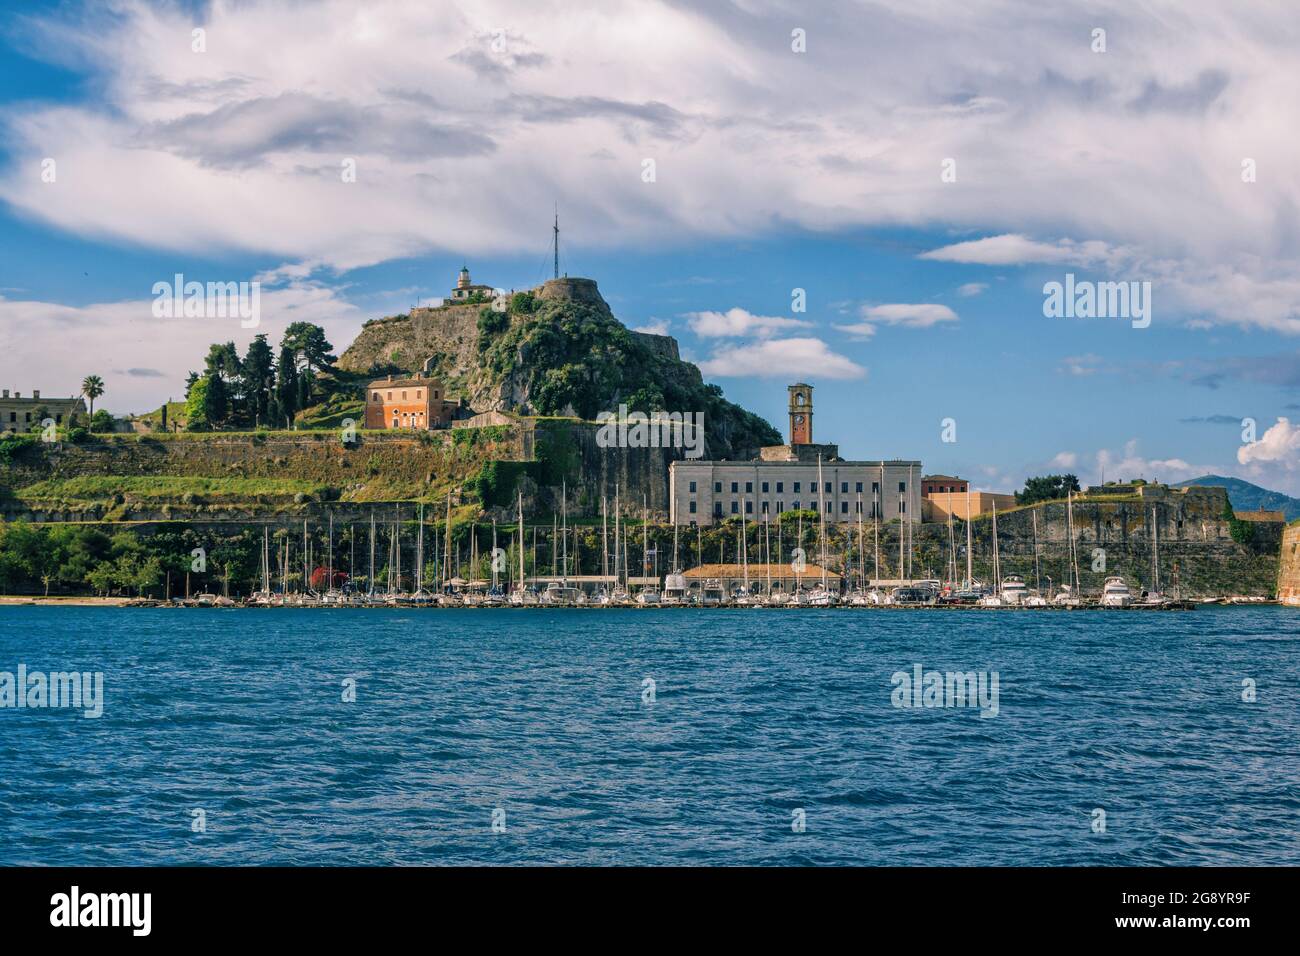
[1,0,1297,494]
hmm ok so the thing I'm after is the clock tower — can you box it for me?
[788,383,813,445]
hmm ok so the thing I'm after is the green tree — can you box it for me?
[185,376,212,431]
[242,334,275,426]
[275,345,300,426]
[80,374,104,420]
[1015,474,1081,505]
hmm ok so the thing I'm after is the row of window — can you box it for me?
[686,500,906,517]
[371,389,440,402]
[688,479,908,495]
[5,411,63,423]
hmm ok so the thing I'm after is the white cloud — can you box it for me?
[1096,439,1215,486]
[1049,452,1078,469]
[698,338,864,380]
[0,0,1297,332]
[0,282,361,414]
[921,234,1123,268]
[632,319,671,335]
[957,282,987,297]
[835,302,957,339]
[860,303,958,327]
[685,308,812,338]
[1060,353,1103,376]
[1238,417,1300,467]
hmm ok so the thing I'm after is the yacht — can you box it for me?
[1051,585,1082,607]
[701,579,725,606]
[890,586,934,606]
[662,573,688,605]
[1101,576,1133,607]
[636,585,662,605]
[541,581,584,606]
[765,586,788,606]
[508,585,539,606]
[999,575,1030,606]
[806,583,836,606]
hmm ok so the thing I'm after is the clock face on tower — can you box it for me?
[795,415,805,424]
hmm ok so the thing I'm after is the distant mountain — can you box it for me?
[1174,475,1300,520]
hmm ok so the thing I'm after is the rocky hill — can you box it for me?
[1174,475,1300,520]
[337,277,780,459]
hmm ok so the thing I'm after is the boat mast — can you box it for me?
[444,491,453,588]
[561,479,568,583]
[947,506,956,590]
[764,513,772,593]
[518,489,526,592]
[741,520,748,592]
[602,495,609,581]
[416,503,425,593]
[1152,506,1160,593]
[817,455,827,589]
[897,489,905,584]
[368,512,375,595]
[965,487,973,587]
[1032,508,1042,593]
[857,493,865,589]
[991,501,1000,587]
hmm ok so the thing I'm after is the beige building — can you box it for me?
[923,491,1018,521]
[1,388,87,433]
[670,383,923,526]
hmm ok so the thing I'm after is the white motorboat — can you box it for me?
[701,579,725,606]
[541,582,583,606]
[999,575,1029,606]
[806,584,836,606]
[662,573,687,605]
[1052,585,1082,607]
[1101,576,1132,607]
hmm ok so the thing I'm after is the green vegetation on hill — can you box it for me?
[475,293,780,457]
[1176,475,1300,520]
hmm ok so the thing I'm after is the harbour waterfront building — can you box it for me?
[669,383,921,527]
[0,388,87,433]
[364,373,463,430]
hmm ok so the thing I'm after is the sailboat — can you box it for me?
[804,456,837,606]
[542,481,583,605]
[1141,507,1169,606]
[509,489,537,605]
[249,525,277,606]
[1024,509,1048,605]
[662,514,686,604]
[1052,491,1084,606]
[636,498,661,604]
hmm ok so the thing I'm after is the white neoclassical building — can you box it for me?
[667,384,922,527]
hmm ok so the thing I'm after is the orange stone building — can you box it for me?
[364,373,462,430]
[922,474,969,496]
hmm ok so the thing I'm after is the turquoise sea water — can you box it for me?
[0,605,1296,866]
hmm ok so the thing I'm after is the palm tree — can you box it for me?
[81,375,104,423]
